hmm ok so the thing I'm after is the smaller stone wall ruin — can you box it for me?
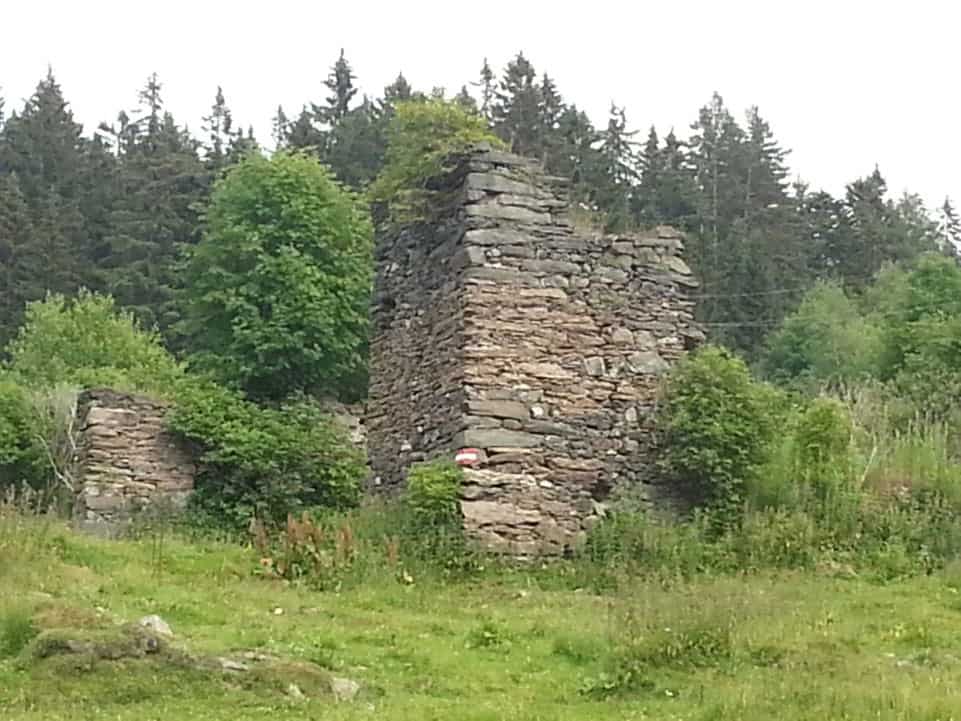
[74,389,196,534]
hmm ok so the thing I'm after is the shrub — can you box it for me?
[168,381,364,530]
[657,346,780,529]
[761,281,883,389]
[6,290,183,395]
[178,151,373,402]
[369,98,505,224]
[758,396,858,515]
[405,459,463,532]
[0,376,46,492]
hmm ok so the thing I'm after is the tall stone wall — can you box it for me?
[367,145,702,555]
[74,389,196,534]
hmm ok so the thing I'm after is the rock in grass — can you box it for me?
[330,675,361,702]
[138,615,173,638]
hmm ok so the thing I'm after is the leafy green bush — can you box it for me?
[370,98,505,224]
[179,150,373,402]
[657,346,781,529]
[0,376,46,492]
[753,397,857,514]
[168,381,364,530]
[6,290,183,395]
[405,459,463,531]
[761,281,883,390]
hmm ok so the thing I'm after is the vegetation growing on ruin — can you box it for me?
[369,98,504,224]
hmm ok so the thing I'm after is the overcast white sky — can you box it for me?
[2,0,958,210]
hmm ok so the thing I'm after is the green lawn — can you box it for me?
[3,518,961,720]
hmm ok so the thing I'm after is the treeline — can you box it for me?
[1,52,960,362]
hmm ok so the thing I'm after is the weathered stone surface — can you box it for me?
[463,228,527,246]
[517,362,574,380]
[467,400,529,421]
[465,172,538,196]
[367,146,701,555]
[465,203,551,224]
[666,255,692,275]
[584,357,606,377]
[627,351,670,375]
[462,500,543,526]
[74,389,197,534]
[457,429,542,449]
[521,259,581,275]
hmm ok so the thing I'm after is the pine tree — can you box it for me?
[742,106,790,212]
[0,69,86,203]
[382,73,413,108]
[324,96,387,189]
[454,85,477,113]
[536,73,564,164]
[103,76,207,336]
[202,86,236,171]
[473,59,496,121]
[492,52,542,157]
[595,103,638,229]
[0,173,33,346]
[317,49,358,126]
[685,92,747,329]
[798,170,936,293]
[654,130,698,225]
[285,106,324,151]
[272,105,290,147]
[0,69,97,322]
[634,126,661,226]
[939,197,960,252]
[549,105,601,199]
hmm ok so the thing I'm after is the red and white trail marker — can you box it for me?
[454,448,482,467]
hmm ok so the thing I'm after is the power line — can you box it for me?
[697,295,961,329]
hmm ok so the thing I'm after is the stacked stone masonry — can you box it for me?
[366,145,703,556]
[74,389,196,534]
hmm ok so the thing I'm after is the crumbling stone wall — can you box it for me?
[74,389,196,534]
[367,146,702,555]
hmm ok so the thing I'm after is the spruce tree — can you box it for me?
[285,106,324,151]
[324,96,387,189]
[743,106,790,211]
[455,85,477,113]
[939,197,960,252]
[0,173,33,346]
[595,103,638,229]
[103,75,207,336]
[473,59,496,121]
[655,129,698,225]
[549,105,601,199]
[492,52,542,157]
[202,86,236,172]
[272,105,290,147]
[634,126,661,226]
[382,73,413,108]
[537,73,564,164]
[316,49,358,126]
[0,69,96,321]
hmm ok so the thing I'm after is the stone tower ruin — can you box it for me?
[366,145,702,555]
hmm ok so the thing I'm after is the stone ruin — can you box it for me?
[366,145,702,555]
[73,389,196,535]
[67,146,700,552]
